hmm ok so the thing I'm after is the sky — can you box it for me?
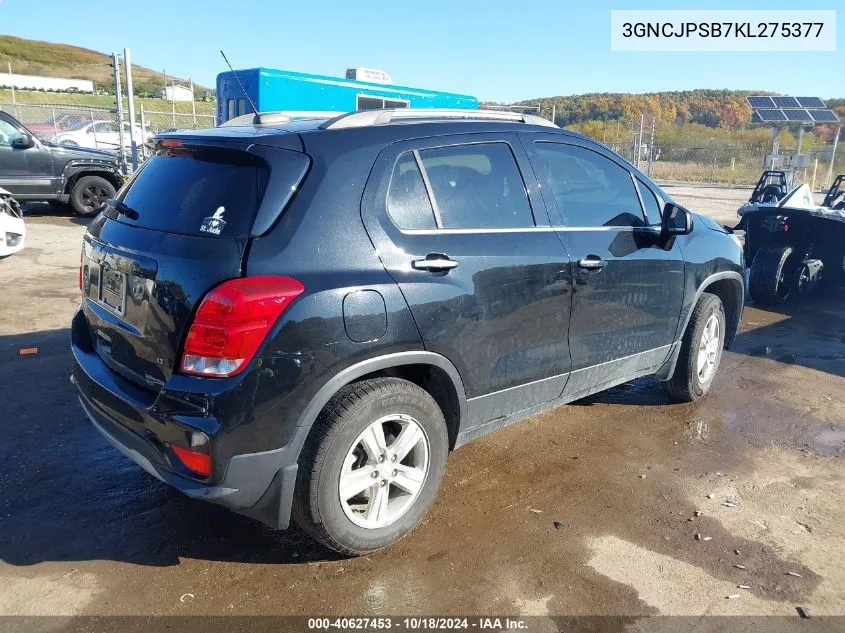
[0,0,841,101]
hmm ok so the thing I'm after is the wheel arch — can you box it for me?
[655,271,744,381]
[699,274,744,349]
[296,352,468,452]
[62,163,123,196]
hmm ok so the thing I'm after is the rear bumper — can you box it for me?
[71,309,301,529]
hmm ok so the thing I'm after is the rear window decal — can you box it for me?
[200,207,226,235]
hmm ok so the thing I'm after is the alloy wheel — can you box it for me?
[338,414,430,529]
[696,313,721,383]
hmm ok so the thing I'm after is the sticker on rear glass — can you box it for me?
[200,207,226,235]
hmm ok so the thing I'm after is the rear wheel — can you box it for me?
[665,292,726,403]
[749,244,797,305]
[69,175,115,217]
[293,377,448,556]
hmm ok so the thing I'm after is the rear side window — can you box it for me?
[419,143,534,229]
[386,152,437,229]
[114,147,270,238]
[534,142,645,228]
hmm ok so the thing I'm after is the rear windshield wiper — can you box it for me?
[105,198,140,221]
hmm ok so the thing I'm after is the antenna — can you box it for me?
[220,50,259,122]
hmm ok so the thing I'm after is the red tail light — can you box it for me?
[179,276,304,378]
[171,444,211,477]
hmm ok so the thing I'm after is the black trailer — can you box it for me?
[742,175,845,304]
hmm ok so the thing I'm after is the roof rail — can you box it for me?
[321,108,558,130]
[221,112,293,127]
[220,111,340,127]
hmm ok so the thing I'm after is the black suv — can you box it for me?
[0,111,123,216]
[71,109,744,555]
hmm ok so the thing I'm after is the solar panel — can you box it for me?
[808,109,840,123]
[783,109,812,122]
[797,97,825,108]
[756,109,787,122]
[772,96,801,108]
[748,96,775,108]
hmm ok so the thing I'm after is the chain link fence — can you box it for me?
[600,126,842,190]
[4,101,842,189]
[1,101,214,169]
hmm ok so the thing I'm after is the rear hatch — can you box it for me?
[81,139,308,391]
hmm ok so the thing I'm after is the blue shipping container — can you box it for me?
[216,67,478,123]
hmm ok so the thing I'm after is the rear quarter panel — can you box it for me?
[242,129,425,444]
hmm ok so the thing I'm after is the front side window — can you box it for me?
[636,177,663,225]
[91,122,115,134]
[534,142,646,228]
[0,119,25,146]
[418,143,534,229]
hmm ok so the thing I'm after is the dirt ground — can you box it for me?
[1,191,843,623]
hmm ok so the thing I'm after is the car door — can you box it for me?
[0,113,55,198]
[521,134,685,397]
[361,132,573,427]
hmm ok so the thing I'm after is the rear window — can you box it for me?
[114,147,270,238]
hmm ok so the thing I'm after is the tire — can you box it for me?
[665,292,726,403]
[69,175,116,217]
[748,244,796,305]
[293,377,449,556]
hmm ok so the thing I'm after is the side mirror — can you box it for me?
[661,202,693,236]
[11,133,35,149]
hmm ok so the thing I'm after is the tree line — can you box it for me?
[515,90,843,145]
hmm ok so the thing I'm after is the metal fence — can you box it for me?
[604,135,842,190]
[4,99,841,189]
[1,101,214,170]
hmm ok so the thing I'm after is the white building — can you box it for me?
[0,72,93,93]
[156,84,194,102]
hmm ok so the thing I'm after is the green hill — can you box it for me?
[0,35,208,95]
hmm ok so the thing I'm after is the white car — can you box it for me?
[0,187,25,258]
[52,121,154,152]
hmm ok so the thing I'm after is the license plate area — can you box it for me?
[100,268,126,315]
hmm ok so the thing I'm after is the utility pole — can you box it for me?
[190,77,197,126]
[111,52,127,174]
[826,126,841,190]
[123,48,138,171]
[647,115,656,178]
[550,103,556,125]
[7,61,15,105]
[636,114,644,169]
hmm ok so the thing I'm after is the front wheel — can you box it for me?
[69,175,116,217]
[665,292,726,403]
[293,377,449,556]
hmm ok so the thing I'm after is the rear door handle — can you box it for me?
[578,255,606,270]
[412,254,459,272]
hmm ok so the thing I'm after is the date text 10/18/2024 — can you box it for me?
[308,617,529,630]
